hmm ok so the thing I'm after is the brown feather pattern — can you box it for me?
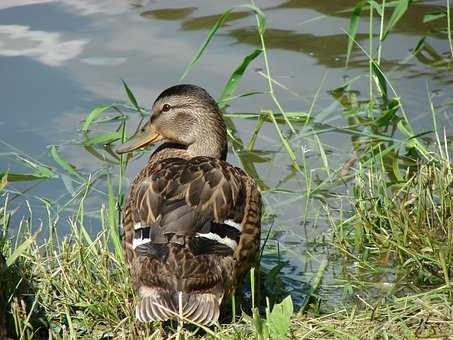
[121,85,261,325]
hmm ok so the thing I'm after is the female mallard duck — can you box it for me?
[116,84,261,325]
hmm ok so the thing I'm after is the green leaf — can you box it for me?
[180,7,234,80]
[122,80,142,113]
[371,61,388,100]
[397,120,430,157]
[346,1,365,66]
[0,173,51,181]
[0,159,58,182]
[83,132,122,146]
[180,4,266,80]
[50,145,85,181]
[6,232,38,267]
[267,295,293,340]
[239,4,266,34]
[374,99,400,127]
[423,11,446,23]
[218,49,262,109]
[107,175,123,262]
[0,173,7,191]
[81,105,110,131]
[383,0,412,40]
[412,36,426,55]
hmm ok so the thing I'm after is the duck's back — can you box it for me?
[122,150,261,325]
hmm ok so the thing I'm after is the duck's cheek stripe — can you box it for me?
[195,232,237,250]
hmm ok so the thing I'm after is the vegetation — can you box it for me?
[1,0,452,338]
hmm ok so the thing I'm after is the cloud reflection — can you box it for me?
[0,25,86,66]
[0,0,138,15]
[80,57,127,66]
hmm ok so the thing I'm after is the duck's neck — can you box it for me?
[150,138,227,163]
[187,138,227,160]
[187,115,228,160]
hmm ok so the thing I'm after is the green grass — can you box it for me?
[1,0,453,338]
[1,202,451,338]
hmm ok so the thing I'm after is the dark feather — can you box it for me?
[132,157,243,244]
[135,243,168,258]
[191,237,234,256]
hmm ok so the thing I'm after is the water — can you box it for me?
[1,0,452,308]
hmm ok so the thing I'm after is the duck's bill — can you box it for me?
[116,124,164,154]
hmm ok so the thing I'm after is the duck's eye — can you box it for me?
[162,104,171,112]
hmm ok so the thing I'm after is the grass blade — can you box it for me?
[423,11,446,23]
[346,0,365,66]
[180,7,234,80]
[238,4,266,34]
[81,105,110,132]
[218,48,262,109]
[0,173,50,181]
[83,132,122,146]
[383,0,412,40]
[371,61,388,100]
[6,232,38,267]
[0,173,8,191]
[396,120,430,158]
[107,175,123,262]
[180,4,265,80]
[49,145,85,181]
[122,80,142,113]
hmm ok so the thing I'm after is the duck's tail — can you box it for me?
[135,286,222,325]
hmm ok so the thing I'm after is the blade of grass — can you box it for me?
[300,257,328,313]
[383,0,412,40]
[6,231,38,267]
[0,173,51,182]
[107,174,123,262]
[83,132,122,146]
[448,0,453,57]
[371,61,388,101]
[250,0,295,133]
[49,145,85,181]
[81,105,110,132]
[180,4,266,80]
[218,48,262,109]
[346,0,365,66]
[0,173,7,191]
[122,80,143,114]
[180,7,235,80]
[265,110,302,173]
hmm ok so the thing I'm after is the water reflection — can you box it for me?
[0,25,86,66]
[0,0,452,310]
[141,7,196,21]
[272,0,447,39]
[181,11,251,31]
[227,28,371,68]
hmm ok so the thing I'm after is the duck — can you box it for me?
[116,84,261,325]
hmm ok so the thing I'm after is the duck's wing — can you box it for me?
[122,156,261,325]
[232,173,261,285]
[140,156,244,240]
[124,156,245,255]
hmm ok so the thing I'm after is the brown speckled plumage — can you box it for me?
[118,85,261,325]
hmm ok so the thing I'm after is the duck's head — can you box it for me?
[116,84,227,159]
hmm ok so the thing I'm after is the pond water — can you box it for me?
[1,0,452,308]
